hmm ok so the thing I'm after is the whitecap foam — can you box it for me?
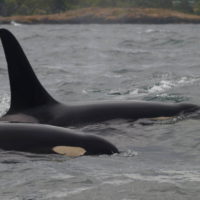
[121,150,138,157]
[10,21,23,27]
[148,80,175,93]
[150,76,200,94]
[130,76,200,98]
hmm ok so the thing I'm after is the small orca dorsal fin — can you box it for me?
[0,28,57,113]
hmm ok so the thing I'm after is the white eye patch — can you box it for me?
[52,146,86,157]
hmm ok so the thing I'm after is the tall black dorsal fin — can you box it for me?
[0,28,57,113]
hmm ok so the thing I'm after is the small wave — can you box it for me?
[144,29,177,35]
[155,38,186,47]
[82,88,104,95]
[119,39,135,48]
[103,72,122,78]
[143,94,189,103]
[45,187,92,199]
[145,29,157,33]
[108,48,149,56]
[108,89,130,96]
[103,179,133,186]
[0,94,10,116]
[124,170,200,183]
[112,68,142,74]
[23,34,43,41]
[50,173,74,180]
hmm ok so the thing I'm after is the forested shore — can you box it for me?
[1,8,200,24]
[1,1,200,24]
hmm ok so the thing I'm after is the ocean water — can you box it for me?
[0,24,200,199]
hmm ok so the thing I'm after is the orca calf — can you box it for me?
[0,122,118,155]
[0,28,199,126]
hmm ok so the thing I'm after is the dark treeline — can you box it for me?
[0,0,200,16]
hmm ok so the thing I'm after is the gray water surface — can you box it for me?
[0,24,200,199]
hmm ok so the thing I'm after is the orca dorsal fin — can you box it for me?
[0,28,57,113]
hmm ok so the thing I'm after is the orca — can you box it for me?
[0,122,118,155]
[0,28,199,126]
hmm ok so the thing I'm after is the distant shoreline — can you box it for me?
[1,7,200,24]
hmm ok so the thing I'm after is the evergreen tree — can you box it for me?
[153,0,173,8]
[0,0,6,16]
[47,0,66,13]
[134,0,173,8]
[174,0,193,13]
[194,0,200,13]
